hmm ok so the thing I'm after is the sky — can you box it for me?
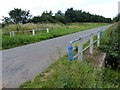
[0,0,119,22]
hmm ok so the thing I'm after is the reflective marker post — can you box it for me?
[68,46,74,61]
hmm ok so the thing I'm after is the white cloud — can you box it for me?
[82,2,118,18]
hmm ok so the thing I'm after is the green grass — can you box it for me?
[100,23,117,45]
[19,54,120,88]
[2,23,109,49]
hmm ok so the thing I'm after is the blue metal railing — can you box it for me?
[68,31,102,61]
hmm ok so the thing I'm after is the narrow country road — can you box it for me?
[2,25,111,88]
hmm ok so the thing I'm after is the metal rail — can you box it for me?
[68,31,102,61]
[10,28,49,37]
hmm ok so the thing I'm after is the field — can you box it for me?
[19,24,120,88]
[2,23,109,49]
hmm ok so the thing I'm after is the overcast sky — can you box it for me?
[0,0,119,22]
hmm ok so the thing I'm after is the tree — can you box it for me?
[9,8,32,24]
[113,14,120,22]
[2,16,12,24]
[55,10,66,23]
[30,8,112,24]
[31,16,41,23]
[40,10,57,23]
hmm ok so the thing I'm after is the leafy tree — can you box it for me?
[55,10,64,16]
[31,16,41,23]
[2,16,12,24]
[113,14,120,22]
[30,8,112,24]
[55,10,66,24]
[65,8,111,23]
[40,10,57,23]
[9,8,32,24]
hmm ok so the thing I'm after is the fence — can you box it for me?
[68,31,102,61]
[10,28,49,37]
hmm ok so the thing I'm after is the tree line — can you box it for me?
[2,8,116,25]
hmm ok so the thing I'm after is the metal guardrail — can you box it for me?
[10,28,49,37]
[68,31,102,61]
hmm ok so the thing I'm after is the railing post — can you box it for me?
[78,36,83,61]
[97,31,100,46]
[90,33,94,54]
[32,29,35,35]
[46,28,49,33]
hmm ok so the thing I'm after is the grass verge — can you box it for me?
[2,23,109,50]
[19,49,120,88]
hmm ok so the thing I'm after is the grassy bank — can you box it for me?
[20,53,120,88]
[2,23,109,49]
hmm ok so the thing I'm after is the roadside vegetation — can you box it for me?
[20,50,120,88]
[2,23,109,49]
[19,23,120,88]
[100,22,120,70]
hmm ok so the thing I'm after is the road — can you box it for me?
[2,25,111,88]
